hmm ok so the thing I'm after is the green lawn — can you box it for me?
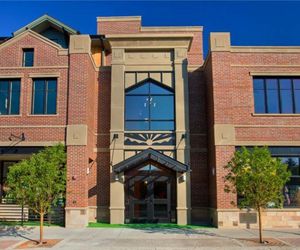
[0,221,64,227]
[88,222,212,229]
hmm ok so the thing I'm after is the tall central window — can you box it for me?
[125,79,175,131]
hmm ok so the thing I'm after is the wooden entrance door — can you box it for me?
[125,163,175,223]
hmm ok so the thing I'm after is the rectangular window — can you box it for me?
[22,48,34,67]
[0,79,20,115]
[32,78,57,115]
[253,77,300,114]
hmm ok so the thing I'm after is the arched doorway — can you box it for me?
[125,162,176,223]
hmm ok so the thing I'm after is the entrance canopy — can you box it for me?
[113,148,189,173]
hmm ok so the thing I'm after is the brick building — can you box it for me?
[0,15,299,228]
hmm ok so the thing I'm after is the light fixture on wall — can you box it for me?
[87,158,95,175]
[181,174,186,182]
[8,133,25,141]
[114,173,119,181]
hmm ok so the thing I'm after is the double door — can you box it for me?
[126,174,172,223]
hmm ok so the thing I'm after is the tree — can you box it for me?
[224,146,290,243]
[6,144,66,244]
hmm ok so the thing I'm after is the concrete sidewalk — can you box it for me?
[1,226,300,249]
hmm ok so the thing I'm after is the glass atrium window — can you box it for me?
[253,77,300,114]
[22,48,34,67]
[32,78,57,115]
[0,79,20,115]
[125,79,175,131]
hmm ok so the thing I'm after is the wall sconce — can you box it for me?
[181,134,186,140]
[8,133,25,141]
[114,173,119,181]
[87,158,95,175]
[113,134,119,140]
[180,174,186,182]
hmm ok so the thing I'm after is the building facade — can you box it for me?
[0,15,299,228]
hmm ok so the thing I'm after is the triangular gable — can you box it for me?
[13,14,78,36]
[113,148,189,173]
[0,30,67,52]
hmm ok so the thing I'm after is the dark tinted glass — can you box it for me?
[253,79,264,90]
[280,79,293,113]
[154,181,167,199]
[150,83,173,94]
[23,49,34,67]
[151,96,174,120]
[0,80,20,115]
[126,96,149,120]
[125,121,149,130]
[266,79,279,113]
[266,89,280,113]
[48,79,57,92]
[125,80,175,131]
[266,79,278,90]
[150,121,174,131]
[32,79,57,114]
[254,89,265,113]
[127,83,149,95]
[0,81,8,115]
[33,81,45,114]
[294,79,300,113]
[10,81,20,115]
[47,91,57,114]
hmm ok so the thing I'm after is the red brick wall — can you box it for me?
[0,32,68,68]
[0,32,68,143]
[188,69,209,208]
[66,53,97,209]
[88,69,111,208]
[209,49,300,209]
[98,20,141,34]
[203,55,218,209]
[97,18,203,66]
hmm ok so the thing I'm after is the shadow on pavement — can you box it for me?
[0,226,36,242]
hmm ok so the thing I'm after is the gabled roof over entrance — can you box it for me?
[13,14,79,36]
[113,148,189,173]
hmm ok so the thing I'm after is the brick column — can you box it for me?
[65,35,92,228]
[209,33,238,227]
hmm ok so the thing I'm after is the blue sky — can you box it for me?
[1,1,300,55]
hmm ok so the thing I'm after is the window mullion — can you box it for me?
[9,81,13,114]
[148,84,151,130]
[264,79,268,113]
[32,80,35,114]
[7,81,12,115]
[292,79,296,114]
[45,80,48,114]
[278,79,282,114]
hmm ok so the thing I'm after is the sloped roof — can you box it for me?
[13,14,79,36]
[113,148,189,173]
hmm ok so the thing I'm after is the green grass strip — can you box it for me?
[88,222,212,229]
[0,221,63,227]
